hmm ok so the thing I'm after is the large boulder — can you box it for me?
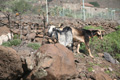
[0,46,23,80]
[27,43,77,80]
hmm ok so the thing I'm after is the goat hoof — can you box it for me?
[90,55,94,58]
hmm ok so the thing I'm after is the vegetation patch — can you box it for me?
[2,41,11,47]
[27,43,41,50]
[90,28,120,61]
[2,39,21,47]
[88,67,93,72]
[13,34,20,39]
[89,2,100,7]
[10,39,22,46]
[83,26,104,30]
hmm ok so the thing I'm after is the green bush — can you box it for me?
[89,2,100,7]
[13,34,20,39]
[10,39,21,46]
[2,41,11,47]
[27,43,41,50]
[2,39,21,47]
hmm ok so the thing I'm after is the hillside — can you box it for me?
[49,0,120,9]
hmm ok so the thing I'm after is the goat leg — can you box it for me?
[77,44,80,53]
[85,43,94,58]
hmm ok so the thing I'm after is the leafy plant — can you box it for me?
[10,39,22,46]
[89,2,100,7]
[2,41,11,47]
[27,43,41,50]
[2,39,21,47]
[13,34,20,39]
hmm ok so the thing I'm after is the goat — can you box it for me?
[48,25,104,58]
[71,27,103,58]
[48,25,73,48]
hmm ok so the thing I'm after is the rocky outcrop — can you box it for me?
[25,43,77,80]
[0,46,23,80]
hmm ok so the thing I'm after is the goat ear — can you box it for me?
[97,30,102,35]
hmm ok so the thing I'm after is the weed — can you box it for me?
[2,39,21,47]
[10,39,21,46]
[27,43,41,50]
[2,42,11,47]
[105,70,110,74]
[13,34,20,39]
[88,67,93,72]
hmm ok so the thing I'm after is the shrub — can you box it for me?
[2,41,11,47]
[10,39,22,46]
[27,43,41,50]
[13,34,20,39]
[2,39,21,47]
[89,2,100,7]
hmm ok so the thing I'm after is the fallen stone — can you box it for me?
[103,52,119,64]
[0,46,23,80]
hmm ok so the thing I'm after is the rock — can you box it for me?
[34,38,43,43]
[22,30,28,36]
[36,34,44,38]
[0,46,23,80]
[25,57,35,70]
[27,32,36,41]
[0,26,10,36]
[39,43,77,79]
[27,43,77,80]
[103,52,119,64]
[11,29,20,34]
[18,49,31,57]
